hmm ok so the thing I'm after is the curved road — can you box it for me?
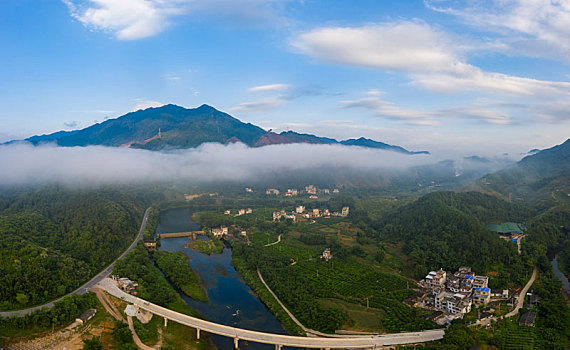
[264,234,282,247]
[0,207,151,318]
[503,267,538,319]
[98,277,444,349]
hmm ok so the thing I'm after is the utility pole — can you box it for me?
[366,297,369,308]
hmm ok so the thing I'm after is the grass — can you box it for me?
[320,298,384,332]
[188,237,224,255]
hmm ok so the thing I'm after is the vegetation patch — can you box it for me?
[154,250,208,302]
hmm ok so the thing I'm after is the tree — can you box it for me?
[82,336,103,350]
[16,293,29,305]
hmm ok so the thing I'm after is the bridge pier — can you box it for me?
[234,337,239,349]
[196,328,200,339]
[164,317,168,327]
[274,344,282,350]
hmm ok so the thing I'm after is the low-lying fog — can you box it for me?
[0,142,515,186]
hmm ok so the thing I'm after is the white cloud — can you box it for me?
[63,0,178,40]
[0,143,433,186]
[292,21,570,97]
[249,84,291,92]
[292,22,458,74]
[132,99,164,111]
[230,98,286,112]
[425,0,570,61]
[62,0,294,40]
[341,97,439,126]
[342,95,512,125]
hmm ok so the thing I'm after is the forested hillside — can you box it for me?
[0,186,169,311]
[472,138,570,208]
[364,191,534,282]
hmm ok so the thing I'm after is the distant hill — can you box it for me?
[469,138,570,208]
[10,104,428,154]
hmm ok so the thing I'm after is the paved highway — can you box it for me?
[98,278,444,349]
[0,207,151,318]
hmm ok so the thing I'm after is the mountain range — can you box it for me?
[468,138,570,208]
[9,104,429,155]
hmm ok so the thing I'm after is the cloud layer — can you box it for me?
[0,143,433,186]
[62,0,291,40]
[425,0,570,61]
[291,21,570,97]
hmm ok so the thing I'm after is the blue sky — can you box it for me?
[1,0,569,155]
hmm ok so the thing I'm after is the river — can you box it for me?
[551,255,570,295]
[156,207,292,350]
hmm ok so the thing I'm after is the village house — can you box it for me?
[246,208,253,214]
[224,210,231,215]
[422,269,447,292]
[296,205,305,214]
[285,189,298,196]
[284,213,296,222]
[245,187,253,193]
[324,189,330,194]
[118,277,138,294]
[519,311,537,327]
[266,188,280,195]
[322,248,332,261]
[76,309,97,325]
[333,189,340,193]
[472,275,489,289]
[434,292,472,315]
[305,185,317,194]
[309,195,318,199]
[341,206,350,217]
[473,287,491,305]
[212,226,228,237]
[238,209,246,216]
[273,210,287,221]
[143,240,157,251]
[313,208,321,218]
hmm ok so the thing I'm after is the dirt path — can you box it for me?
[503,267,538,319]
[264,234,281,247]
[517,235,525,255]
[127,316,155,350]
[95,288,162,350]
[256,268,377,338]
[93,288,124,322]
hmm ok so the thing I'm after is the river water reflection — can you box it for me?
[551,255,570,295]
[156,207,292,350]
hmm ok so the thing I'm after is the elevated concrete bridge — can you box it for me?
[97,278,444,349]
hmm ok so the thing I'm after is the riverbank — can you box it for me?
[231,251,304,336]
[154,250,208,302]
[552,255,570,298]
[156,207,293,350]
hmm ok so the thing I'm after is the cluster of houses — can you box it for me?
[224,208,253,216]
[211,225,247,238]
[321,248,333,261]
[273,206,350,222]
[263,185,340,198]
[112,276,139,295]
[416,267,508,318]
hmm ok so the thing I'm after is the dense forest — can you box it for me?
[352,191,534,283]
[0,293,98,338]
[0,185,171,311]
[113,243,201,317]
